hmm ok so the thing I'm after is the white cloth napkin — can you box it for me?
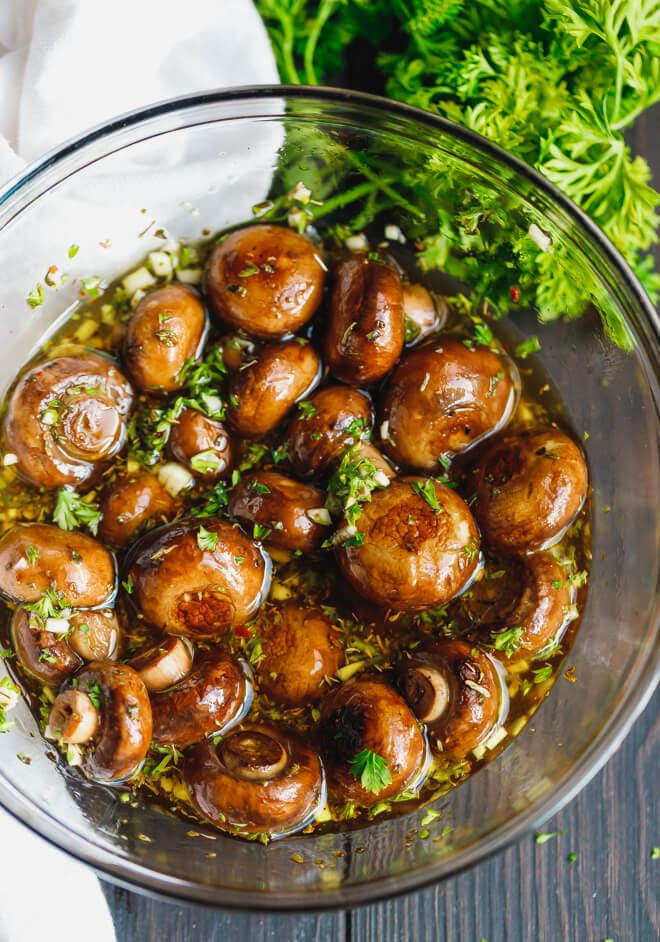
[0,2,278,940]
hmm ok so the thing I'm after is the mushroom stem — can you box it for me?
[48,690,99,744]
[130,638,193,692]
[401,665,451,724]
[220,729,289,781]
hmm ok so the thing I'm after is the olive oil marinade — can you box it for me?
[0,211,590,841]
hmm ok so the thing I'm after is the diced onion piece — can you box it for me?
[345,233,369,252]
[123,265,157,296]
[176,267,203,285]
[45,617,71,636]
[270,582,293,601]
[3,453,18,466]
[158,462,194,497]
[306,508,332,526]
[384,224,406,243]
[148,251,173,279]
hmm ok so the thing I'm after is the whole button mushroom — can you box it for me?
[472,428,588,553]
[465,553,573,661]
[319,678,427,806]
[254,601,344,706]
[2,354,133,489]
[228,471,328,555]
[148,649,251,748]
[399,640,506,759]
[336,477,480,611]
[123,284,208,394]
[380,337,519,471]
[168,408,233,480]
[402,283,446,345]
[47,662,152,782]
[125,518,271,640]
[99,470,176,548]
[0,523,117,609]
[204,224,326,340]
[288,386,373,477]
[67,609,121,662]
[11,606,82,685]
[324,253,404,384]
[227,338,321,438]
[185,724,325,837]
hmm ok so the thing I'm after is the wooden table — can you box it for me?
[104,109,659,942]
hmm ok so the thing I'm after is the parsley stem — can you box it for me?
[304,0,340,86]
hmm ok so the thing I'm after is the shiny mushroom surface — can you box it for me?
[399,640,505,758]
[168,408,233,481]
[0,523,117,608]
[99,470,176,548]
[123,284,208,394]
[10,606,81,685]
[336,477,480,611]
[150,649,251,748]
[254,601,344,706]
[380,337,519,470]
[2,353,133,489]
[204,224,326,339]
[227,338,321,438]
[319,677,427,806]
[67,609,121,662]
[186,724,325,837]
[51,661,152,782]
[288,385,373,477]
[126,518,271,640]
[228,470,328,555]
[472,428,588,553]
[324,253,404,384]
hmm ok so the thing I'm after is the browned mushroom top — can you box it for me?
[324,253,404,385]
[67,609,121,662]
[254,601,344,706]
[464,552,573,660]
[56,661,152,782]
[228,470,328,555]
[399,640,505,758]
[99,470,176,548]
[319,677,427,806]
[10,606,81,685]
[123,284,208,394]
[185,723,325,837]
[380,337,519,471]
[150,648,251,748]
[2,353,133,489]
[126,518,271,640]
[336,477,480,611]
[288,385,373,477]
[204,224,326,339]
[0,522,117,608]
[227,337,321,438]
[472,428,588,553]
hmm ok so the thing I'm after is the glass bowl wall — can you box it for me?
[0,88,657,910]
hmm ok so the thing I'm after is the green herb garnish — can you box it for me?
[492,626,524,658]
[53,487,102,536]
[297,401,317,420]
[348,748,392,794]
[514,337,542,359]
[410,479,443,514]
[197,525,219,552]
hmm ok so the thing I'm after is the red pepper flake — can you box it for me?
[233,624,251,639]
[509,285,520,303]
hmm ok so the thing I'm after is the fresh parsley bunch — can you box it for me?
[257,0,659,335]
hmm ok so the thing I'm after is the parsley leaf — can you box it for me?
[197,525,219,552]
[348,748,393,794]
[410,478,443,514]
[53,487,102,535]
[492,626,524,658]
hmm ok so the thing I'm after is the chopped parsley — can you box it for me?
[25,545,39,566]
[410,478,443,514]
[326,444,389,526]
[535,831,561,845]
[348,748,392,794]
[514,337,541,359]
[190,481,230,517]
[25,586,69,624]
[122,575,135,595]
[532,663,553,684]
[197,525,219,552]
[492,626,524,658]
[473,321,494,346]
[68,244,80,259]
[461,536,480,563]
[27,284,45,309]
[53,487,102,535]
[252,523,272,541]
[248,479,271,495]
[297,401,317,420]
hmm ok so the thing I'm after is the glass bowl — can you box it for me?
[0,87,657,910]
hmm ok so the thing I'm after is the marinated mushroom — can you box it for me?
[288,385,373,477]
[324,253,404,384]
[2,353,133,488]
[402,283,446,344]
[186,724,325,837]
[254,601,344,706]
[380,337,519,471]
[11,606,81,685]
[227,338,321,437]
[399,640,506,758]
[204,224,326,339]
[0,523,117,608]
[123,283,208,394]
[125,518,271,640]
[336,477,480,611]
[67,609,121,661]
[168,408,233,480]
[150,649,251,748]
[464,552,573,660]
[228,471,328,555]
[129,637,193,693]
[319,677,427,806]
[48,662,152,782]
[472,428,588,553]
[99,470,176,547]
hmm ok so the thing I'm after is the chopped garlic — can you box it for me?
[176,267,203,285]
[148,251,173,279]
[123,265,157,296]
[158,462,194,497]
[306,508,332,526]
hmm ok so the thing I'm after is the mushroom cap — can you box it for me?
[99,470,176,547]
[126,518,271,640]
[288,385,373,477]
[10,606,81,685]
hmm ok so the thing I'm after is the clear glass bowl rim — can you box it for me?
[0,84,657,912]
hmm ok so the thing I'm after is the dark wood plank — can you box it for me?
[350,694,658,942]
